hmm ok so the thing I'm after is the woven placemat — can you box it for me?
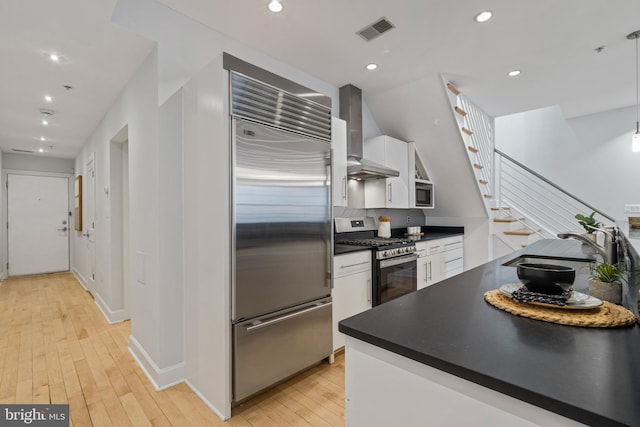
[484,290,637,328]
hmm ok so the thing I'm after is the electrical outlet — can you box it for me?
[624,204,640,214]
[407,215,411,224]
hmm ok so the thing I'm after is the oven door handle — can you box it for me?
[379,253,418,268]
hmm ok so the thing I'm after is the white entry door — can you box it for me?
[7,174,70,276]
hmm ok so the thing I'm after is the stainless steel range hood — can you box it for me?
[339,84,399,180]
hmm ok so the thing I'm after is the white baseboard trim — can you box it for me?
[185,379,230,421]
[94,294,129,324]
[128,335,185,391]
[72,267,88,290]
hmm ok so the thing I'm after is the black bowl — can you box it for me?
[516,263,576,295]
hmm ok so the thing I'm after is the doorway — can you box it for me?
[7,173,70,276]
[86,155,96,295]
[111,125,130,320]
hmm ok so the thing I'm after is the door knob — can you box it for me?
[82,232,90,237]
[58,227,68,232]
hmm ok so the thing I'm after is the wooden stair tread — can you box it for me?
[504,228,538,236]
[467,146,479,153]
[490,207,510,211]
[493,218,524,223]
[479,179,488,185]
[461,127,473,136]
[454,106,467,116]
[447,82,460,95]
[473,163,483,169]
[483,194,492,199]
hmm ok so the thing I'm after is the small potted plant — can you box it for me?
[575,212,602,242]
[588,262,622,304]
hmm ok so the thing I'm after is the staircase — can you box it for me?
[443,77,548,255]
[442,78,618,259]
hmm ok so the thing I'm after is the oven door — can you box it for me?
[374,254,418,306]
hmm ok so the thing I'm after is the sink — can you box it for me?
[502,255,594,274]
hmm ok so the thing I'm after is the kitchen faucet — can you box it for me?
[557,225,619,265]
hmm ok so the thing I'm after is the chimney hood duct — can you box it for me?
[339,84,399,180]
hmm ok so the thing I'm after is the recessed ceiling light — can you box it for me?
[474,10,493,23]
[40,137,46,141]
[44,95,53,102]
[508,70,521,77]
[49,53,59,62]
[268,0,283,13]
[41,119,48,126]
[366,63,378,71]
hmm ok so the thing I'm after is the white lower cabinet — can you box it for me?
[441,236,464,279]
[416,235,463,290]
[332,251,372,352]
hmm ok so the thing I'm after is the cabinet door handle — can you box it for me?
[342,176,347,199]
[424,261,428,283]
[388,182,392,202]
[428,260,432,281]
[367,278,372,305]
[340,261,369,269]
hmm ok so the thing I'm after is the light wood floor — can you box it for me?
[0,273,345,426]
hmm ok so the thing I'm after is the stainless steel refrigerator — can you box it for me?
[231,116,332,402]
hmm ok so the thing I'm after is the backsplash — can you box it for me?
[333,206,427,227]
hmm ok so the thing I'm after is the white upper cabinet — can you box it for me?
[363,135,409,208]
[332,117,348,207]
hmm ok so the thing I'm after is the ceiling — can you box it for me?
[2,0,640,159]
[0,0,153,159]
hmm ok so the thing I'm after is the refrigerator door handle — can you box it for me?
[245,301,332,332]
[328,156,333,288]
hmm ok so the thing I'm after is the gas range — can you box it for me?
[334,217,419,307]
[337,237,417,259]
[334,217,417,260]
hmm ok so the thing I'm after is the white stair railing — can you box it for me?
[495,149,615,236]
[442,77,614,247]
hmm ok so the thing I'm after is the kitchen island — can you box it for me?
[339,239,640,426]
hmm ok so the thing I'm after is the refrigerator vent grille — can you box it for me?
[231,72,332,141]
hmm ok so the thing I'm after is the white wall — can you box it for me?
[495,104,640,220]
[157,89,184,372]
[73,47,187,389]
[3,153,74,174]
[181,55,231,419]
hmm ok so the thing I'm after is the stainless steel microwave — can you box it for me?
[415,180,434,208]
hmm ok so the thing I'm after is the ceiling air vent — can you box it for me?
[357,17,395,42]
[11,148,34,153]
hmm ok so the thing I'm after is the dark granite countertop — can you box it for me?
[339,239,640,427]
